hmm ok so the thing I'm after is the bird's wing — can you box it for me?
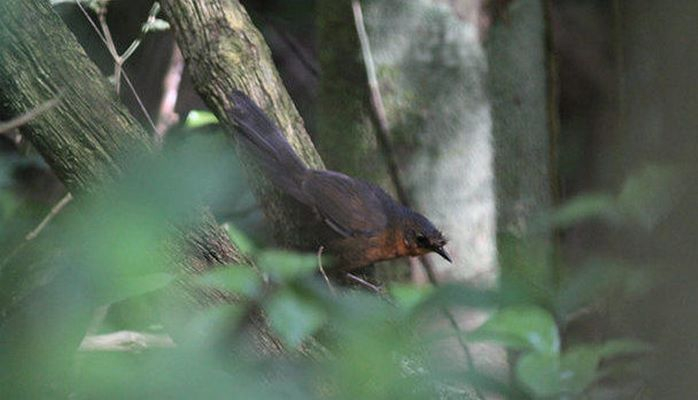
[301,170,389,237]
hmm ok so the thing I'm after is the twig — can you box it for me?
[74,1,157,133]
[317,246,336,295]
[79,330,175,352]
[1,192,73,270]
[155,43,184,141]
[25,193,73,241]
[345,272,383,294]
[0,97,61,134]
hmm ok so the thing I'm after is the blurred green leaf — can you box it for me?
[556,259,655,320]
[256,250,318,281]
[185,110,219,128]
[597,339,652,359]
[515,351,560,397]
[223,223,256,255]
[179,304,245,347]
[0,191,20,221]
[469,306,560,354]
[197,265,261,298]
[264,289,326,347]
[419,283,499,310]
[559,346,600,395]
[389,283,433,311]
[617,164,681,230]
[99,272,174,305]
[548,193,617,228]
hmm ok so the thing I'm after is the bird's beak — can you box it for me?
[433,246,452,263]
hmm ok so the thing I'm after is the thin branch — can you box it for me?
[345,272,383,294]
[155,43,184,141]
[79,330,176,352]
[1,192,73,269]
[317,246,337,296]
[25,193,73,241]
[74,1,157,133]
[0,97,61,134]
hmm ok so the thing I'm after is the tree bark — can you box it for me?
[485,0,554,289]
[362,0,496,284]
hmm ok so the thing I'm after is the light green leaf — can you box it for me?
[197,266,261,298]
[597,339,652,359]
[559,345,600,394]
[469,306,560,354]
[617,165,681,230]
[100,272,174,305]
[264,289,326,347]
[180,304,245,346]
[548,193,617,228]
[389,284,433,311]
[185,110,219,128]
[256,250,318,281]
[223,223,256,255]
[516,351,560,397]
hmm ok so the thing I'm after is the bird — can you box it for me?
[227,90,451,270]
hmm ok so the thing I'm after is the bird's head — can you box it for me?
[400,212,451,262]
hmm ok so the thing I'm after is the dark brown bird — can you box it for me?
[228,90,451,270]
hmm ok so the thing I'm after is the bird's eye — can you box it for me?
[416,235,429,247]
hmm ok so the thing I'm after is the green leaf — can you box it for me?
[559,346,600,394]
[617,165,681,230]
[515,352,560,397]
[469,306,560,354]
[264,289,326,347]
[597,339,652,359]
[548,193,617,228]
[197,266,261,298]
[389,284,433,311]
[180,304,245,346]
[256,250,318,281]
[223,223,256,255]
[185,110,219,128]
[100,272,174,305]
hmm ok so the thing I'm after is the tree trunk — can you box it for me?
[363,0,496,284]
[485,0,555,292]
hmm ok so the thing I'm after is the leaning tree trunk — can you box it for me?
[160,0,326,251]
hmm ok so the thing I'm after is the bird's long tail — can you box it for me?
[227,90,308,195]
